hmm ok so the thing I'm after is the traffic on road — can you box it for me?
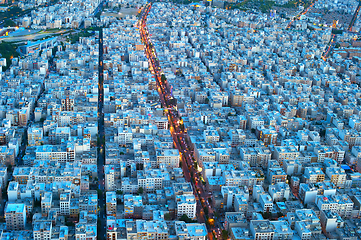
[138,2,222,239]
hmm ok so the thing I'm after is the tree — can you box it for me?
[203,207,209,216]
[179,214,196,223]
[164,213,171,220]
[4,19,16,27]
[97,189,102,196]
[52,46,57,56]
[262,212,271,219]
[65,221,75,227]
[161,74,167,83]
[136,163,143,170]
[116,190,123,195]
[34,200,41,208]
[221,230,229,240]
[205,98,209,104]
[137,187,144,195]
[0,41,19,71]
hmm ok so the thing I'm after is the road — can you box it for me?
[138,3,222,239]
[97,23,107,240]
[321,0,360,61]
[286,1,317,29]
[321,34,336,61]
[348,1,361,32]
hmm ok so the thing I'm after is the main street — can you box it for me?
[348,0,361,32]
[97,21,106,240]
[286,0,317,29]
[138,3,222,239]
[321,34,336,61]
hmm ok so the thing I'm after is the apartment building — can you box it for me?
[250,220,275,240]
[304,167,325,184]
[5,203,26,230]
[203,128,220,143]
[259,194,274,213]
[240,147,271,168]
[124,194,143,219]
[60,192,70,216]
[176,194,197,219]
[268,182,290,202]
[267,168,287,185]
[33,221,52,240]
[325,167,347,188]
[106,191,117,217]
[115,126,133,145]
[156,149,180,168]
[126,220,169,240]
[316,195,354,218]
[28,127,44,146]
[105,165,116,191]
[273,146,300,161]
[175,221,208,240]
[79,191,98,214]
[221,186,245,210]
[41,192,52,216]
[137,169,168,193]
[229,129,246,146]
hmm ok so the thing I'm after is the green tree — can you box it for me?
[137,187,144,195]
[136,163,143,170]
[34,200,41,208]
[0,41,19,71]
[194,161,198,170]
[205,98,209,104]
[179,214,196,223]
[116,190,123,195]
[164,213,171,220]
[161,74,167,83]
[4,19,16,27]
[262,212,271,219]
[52,46,57,56]
[97,189,102,196]
[203,207,209,215]
[221,230,229,240]
[65,221,75,227]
